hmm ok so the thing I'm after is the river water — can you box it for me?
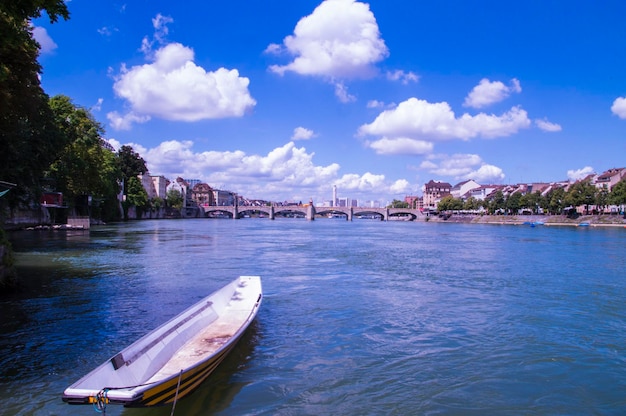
[1,219,625,415]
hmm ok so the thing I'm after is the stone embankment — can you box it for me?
[429,214,626,227]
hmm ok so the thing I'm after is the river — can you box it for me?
[1,219,625,415]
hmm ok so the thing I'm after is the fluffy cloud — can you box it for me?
[386,70,419,84]
[109,42,256,129]
[107,111,151,131]
[334,82,356,103]
[368,137,433,155]
[567,166,594,181]
[463,78,522,109]
[359,97,531,144]
[535,118,562,132]
[468,164,506,183]
[116,139,410,203]
[267,0,388,79]
[32,26,57,54]
[291,127,316,140]
[419,154,505,183]
[611,97,626,119]
[367,100,385,109]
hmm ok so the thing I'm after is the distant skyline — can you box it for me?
[34,0,626,204]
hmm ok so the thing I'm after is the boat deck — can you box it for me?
[148,300,252,381]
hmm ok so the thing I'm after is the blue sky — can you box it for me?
[33,0,626,204]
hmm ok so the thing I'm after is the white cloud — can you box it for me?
[141,13,174,56]
[268,0,388,79]
[292,127,316,140]
[389,178,412,194]
[367,100,384,108]
[108,42,256,129]
[32,26,57,54]
[367,137,433,155]
[419,154,505,183]
[468,164,506,183]
[107,111,151,131]
[358,97,531,145]
[535,118,562,132]
[115,139,409,203]
[567,166,594,181]
[611,97,626,119]
[91,98,104,112]
[463,78,522,109]
[386,70,419,84]
[334,82,356,103]
[97,26,117,37]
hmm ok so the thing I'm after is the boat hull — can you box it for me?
[62,276,262,408]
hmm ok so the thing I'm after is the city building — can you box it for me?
[423,180,452,211]
[595,168,626,191]
[450,179,481,200]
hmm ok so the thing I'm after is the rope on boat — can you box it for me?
[93,388,109,414]
[170,370,184,416]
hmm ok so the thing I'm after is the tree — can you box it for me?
[609,180,626,215]
[506,192,522,214]
[545,187,565,214]
[595,187,610,214]
[0,1,69,209]
[46,95,122,219]
[438,195,463,211]
[388,199,409,208]
[118,145,148,195]
[463,196,481,211]
[166,189,184,210]
[124,177,148,219]
[488,190,505,214]
[520,191,542,213]
[564,180,596,214]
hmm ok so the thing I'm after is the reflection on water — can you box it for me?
[1,220,626,415]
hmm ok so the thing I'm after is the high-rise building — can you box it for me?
[332,185,337,207]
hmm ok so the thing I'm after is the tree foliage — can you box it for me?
[388,199,409,208]
[118,145,148,194]
[564,180,596,214]
[608,180,626,211]
[0,0,69,208]
[166,189,184,210]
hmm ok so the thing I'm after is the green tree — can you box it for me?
[595,187,610,214]
[609,180,626,214]
[0,1,69,209]
[463,196,481,211]
[118,145,148,195]
[166,189,184,210]
[488,190,505,214]
[545,187,565,214]
[46,95,122,218]
[506,192,522,214]
[564,180,596,214]
[124,177,148,219]
[388,199,409,208]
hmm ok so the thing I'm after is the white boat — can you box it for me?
[62,276,262,408]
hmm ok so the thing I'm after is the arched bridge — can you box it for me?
[202,205,425,221]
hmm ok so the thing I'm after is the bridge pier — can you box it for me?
[348,207,353,221]
[269,206,275,220]
[306,204,316,221]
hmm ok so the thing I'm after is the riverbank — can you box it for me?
[430,213,626,227]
